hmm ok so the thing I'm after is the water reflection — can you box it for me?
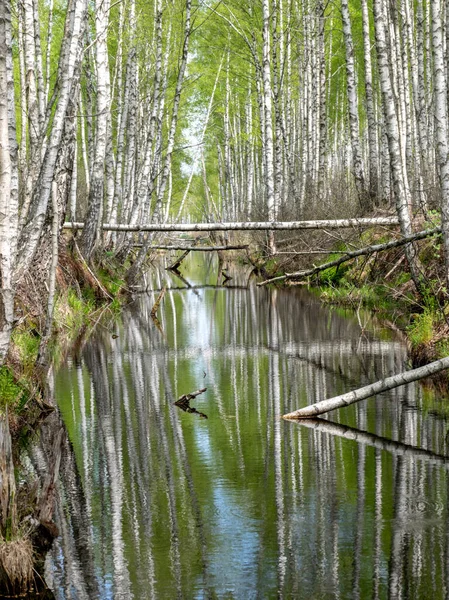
[49,254,449,599]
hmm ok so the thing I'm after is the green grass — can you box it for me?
[407,309,435,348]
[11,330,39,371]
[0,367,28,412]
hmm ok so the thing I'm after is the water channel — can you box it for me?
[43,254,449,599]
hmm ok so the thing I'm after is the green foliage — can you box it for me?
[11,330,39,372]
[317,256,351,285]
[393,272,411,286]
[436,339,449,359]
[55,289,95,332]
[407,310,435,348]
[0,368,24,410]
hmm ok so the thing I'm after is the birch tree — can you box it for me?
[431,0,449,288]
[15,0,88,282]
[0,0,18,363]
[79,0,112,259]
[340,0,367,208]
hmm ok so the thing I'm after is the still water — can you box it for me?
[47,254,449,599]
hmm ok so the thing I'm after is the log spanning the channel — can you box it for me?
[134,245,249,251]
[63,217,400,232]
[283,355,449,419]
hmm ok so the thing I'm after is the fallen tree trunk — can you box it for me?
[138,244,249,251]
[167,249,191,271]
[259,227,441,286]
[150,286,166,318]
[283,354,449,419]
[63,217,400,232]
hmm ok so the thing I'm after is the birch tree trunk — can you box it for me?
[14,0,87,282]
[79,0,111,259]
[431,0,449,289]
[125,0,192,285]
[262,0,276,253]
[283,355,449,419]
[373,0,422,292]
[341,0,367,209]
[0,0,18,364]
[361,0,378,204]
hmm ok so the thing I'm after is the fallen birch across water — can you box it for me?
[137,245,249,251]
[283,355,449,419]
[63,217,400,232]
[258,227,441,286]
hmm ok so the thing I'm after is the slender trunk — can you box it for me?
[126,0,192,285]
[15,0,87,281]
[79,0,111,259]
[373,0,422,291]
[0,0,18,364]
[284,355,449,419]
[361,0,378,204]
[317,0,327,204]
[431,0,449,289]
[341,0,367,208]
[262,0,276,253]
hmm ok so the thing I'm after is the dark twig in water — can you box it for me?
[174,388,208,419]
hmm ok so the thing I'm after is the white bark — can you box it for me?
[431,0,449,288]
[15,0,87,281]
[283,355,449,419]
[0,0,18,364]
[79,0,111,258]
[373,0,421,290]
[341,0,366,207]
[175,56,224,221]
[125,0,192,284]
[361,0,378,203]
[262,0,276,252]
[65,217,400,232]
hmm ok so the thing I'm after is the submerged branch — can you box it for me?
[150,286,167,318]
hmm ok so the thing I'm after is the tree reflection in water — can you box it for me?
[47,255,449,599]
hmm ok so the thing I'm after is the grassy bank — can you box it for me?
[0,246,128,596]
[265,223,449,375]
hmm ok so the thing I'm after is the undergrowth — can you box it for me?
[300,225,449,368]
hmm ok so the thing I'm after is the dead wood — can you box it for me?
[258,227,441,286]
[174,388,208,419]
[150,286,167,318]
[140,244,249,251]
[64,217,400,232]
[167,249,191,271]
[283,354,449,419]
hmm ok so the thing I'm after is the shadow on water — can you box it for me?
[46,253,449,599]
